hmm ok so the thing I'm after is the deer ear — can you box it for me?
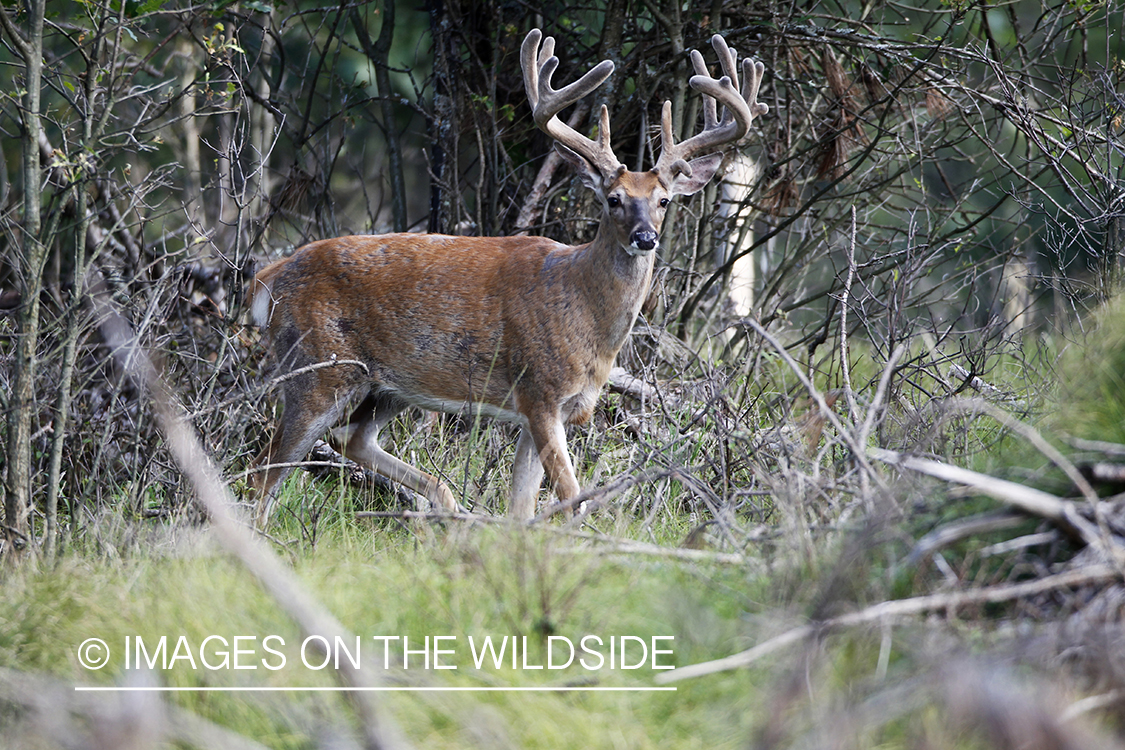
[555,142,605,194]
[669,153,724,195]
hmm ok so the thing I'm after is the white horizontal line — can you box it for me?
[74,686,676,692]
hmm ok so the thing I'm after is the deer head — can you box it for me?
[521,29,768,255]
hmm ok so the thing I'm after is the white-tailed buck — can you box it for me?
[248,28,768,524]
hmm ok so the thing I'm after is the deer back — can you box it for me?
[250,231,653,424]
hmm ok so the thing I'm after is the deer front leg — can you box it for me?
[524,409,582,518]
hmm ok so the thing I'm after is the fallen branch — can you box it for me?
[1061,688,1125,722]
[572,538,752,566]
[979,530,1060,557]
[356,509,502,524]
[607,366,673,406]
[531,466,677,523]
[658,564,1122,683]
[1063,437,1125,458]
[906,509,1027,565]
[1085,463,1125,484]
[354,510,754,569]
[948,363,1005,400]
[871,448,1124,562]
[943,398,1099,505]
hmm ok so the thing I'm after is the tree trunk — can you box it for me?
[177,36,204,237]
[351,3,407,232]
[428,0,457,234]
[2,0,46,555]
[1106,212,1125,296]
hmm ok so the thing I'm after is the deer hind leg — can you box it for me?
[509,425,545,520]
[333,392,460,513]
[523,409,582,518]
[252,380,354,527]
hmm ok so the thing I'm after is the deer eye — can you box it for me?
[659,198,670,208]
[607,196,621,208]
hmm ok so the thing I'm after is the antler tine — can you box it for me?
[655,34,769,177]
[522,29,623,178]
[741,56,769,120]
[692,48,721,134]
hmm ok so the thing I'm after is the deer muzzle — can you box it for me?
[630,229,659,253]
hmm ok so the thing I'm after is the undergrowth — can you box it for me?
[3,509,1117,749]
[1,527,772,749]
[6,265,1125,749]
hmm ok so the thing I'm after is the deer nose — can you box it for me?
[631,230,658,251]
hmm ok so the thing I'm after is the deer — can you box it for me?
[247,28,768,526]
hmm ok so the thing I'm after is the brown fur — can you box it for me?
[249,196,663,523]
[248,28,767,525]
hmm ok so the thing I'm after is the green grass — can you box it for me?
[1053,294,1125,446]
[0,524,778,749]
[6,512,1094,748]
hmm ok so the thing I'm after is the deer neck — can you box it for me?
[570,218,656,354]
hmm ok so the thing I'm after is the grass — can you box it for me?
[3,505,1109,748]
[1,524,776,748]
[1053,294,1125,446]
